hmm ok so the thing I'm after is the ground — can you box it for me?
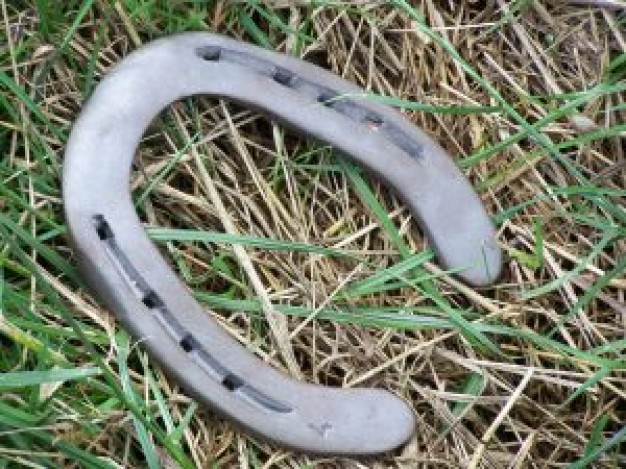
[1,1,625,468]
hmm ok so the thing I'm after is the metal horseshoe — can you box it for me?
[63,33,502,455]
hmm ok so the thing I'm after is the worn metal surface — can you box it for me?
[63,33,501,455]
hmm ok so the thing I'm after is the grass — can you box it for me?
[1,0,625,467]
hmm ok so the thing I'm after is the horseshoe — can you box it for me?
[63,33,501,455]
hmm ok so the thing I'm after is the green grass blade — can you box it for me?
[567,425,626,469]
[0,367,101,389]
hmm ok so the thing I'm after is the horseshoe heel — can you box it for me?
[63,33,501,455]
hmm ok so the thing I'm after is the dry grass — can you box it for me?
[1,1,625,468]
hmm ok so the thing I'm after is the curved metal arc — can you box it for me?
[63,32,502,455]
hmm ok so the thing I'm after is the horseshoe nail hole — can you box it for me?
[364,114,384,131]
[317,90,338,107]
[93,215,114,240]
[272,67,294,86]
[179,334,195,353]
[222,373,244,392]
[196,46,221,61]
[142,290,163,309]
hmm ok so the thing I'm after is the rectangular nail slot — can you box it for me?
[93,215,114,240]
[196,45,221,61]
[179,334,196,353]
[222,373,244,392]
[272,67,294,86]
[142,290,163,309]
[92,214,152,299]
[318,89,339,106]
